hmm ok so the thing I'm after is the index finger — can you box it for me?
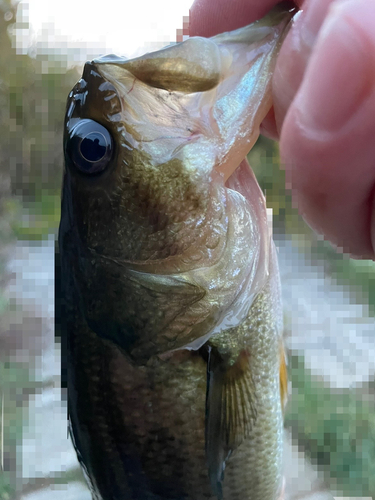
[189,0,303,138]
[189,0,302,37]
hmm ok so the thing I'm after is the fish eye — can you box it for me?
[67,119,113,174]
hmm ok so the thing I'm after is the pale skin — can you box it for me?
[189,0,375,261]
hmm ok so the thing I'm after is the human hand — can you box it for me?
[189,0,375,260]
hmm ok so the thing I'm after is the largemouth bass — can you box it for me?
[57,3,296,499]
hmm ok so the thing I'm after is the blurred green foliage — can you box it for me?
[0,478,12,500]
[286,355,375,497]
[0,0,79,204]
[0,0,77,494]
[248,135,308,239]
[10,190,61,240]
[0,359,35,499]
[312,240,375,316]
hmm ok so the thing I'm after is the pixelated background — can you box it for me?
[0,0,375,499]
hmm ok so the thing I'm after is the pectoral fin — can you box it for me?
[205,347,258,499]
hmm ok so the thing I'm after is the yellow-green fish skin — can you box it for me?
[63,259,282,500]
[58,3,296,500]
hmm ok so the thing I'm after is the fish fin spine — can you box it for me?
[205,347,258,499]
[279,341,288,413]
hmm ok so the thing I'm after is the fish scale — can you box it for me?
[58,3,296,499]
[67,282,281,499]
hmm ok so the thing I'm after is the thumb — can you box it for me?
[279,0,375,258]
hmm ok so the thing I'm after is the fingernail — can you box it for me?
[299,0,333,48]
[295,1,373,132]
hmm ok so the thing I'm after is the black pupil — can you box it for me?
[80,132,107,162]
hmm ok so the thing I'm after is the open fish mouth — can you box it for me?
[89,1,296,181]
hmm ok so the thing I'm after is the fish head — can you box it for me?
[61,2,296,361]
[63,55,221,263]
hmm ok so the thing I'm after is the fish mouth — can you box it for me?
[90,2,296,186]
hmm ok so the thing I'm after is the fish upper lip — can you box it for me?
[91,54,128,65]
[81,61,101,82]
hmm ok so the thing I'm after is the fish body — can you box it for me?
[57,4,295,500]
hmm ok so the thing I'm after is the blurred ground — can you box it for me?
[278,236,375,390]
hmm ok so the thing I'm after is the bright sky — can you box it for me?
[15,0,193,62]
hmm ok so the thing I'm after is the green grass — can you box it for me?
[9,191,61,241]
[311,240,375,316]
[0,189,60,497]
[285,355,375,497]
[0,357,39,498]
[0,201,14,498]
[248,137,310,239]
[0,477,13,500]
[0,221,32,497]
